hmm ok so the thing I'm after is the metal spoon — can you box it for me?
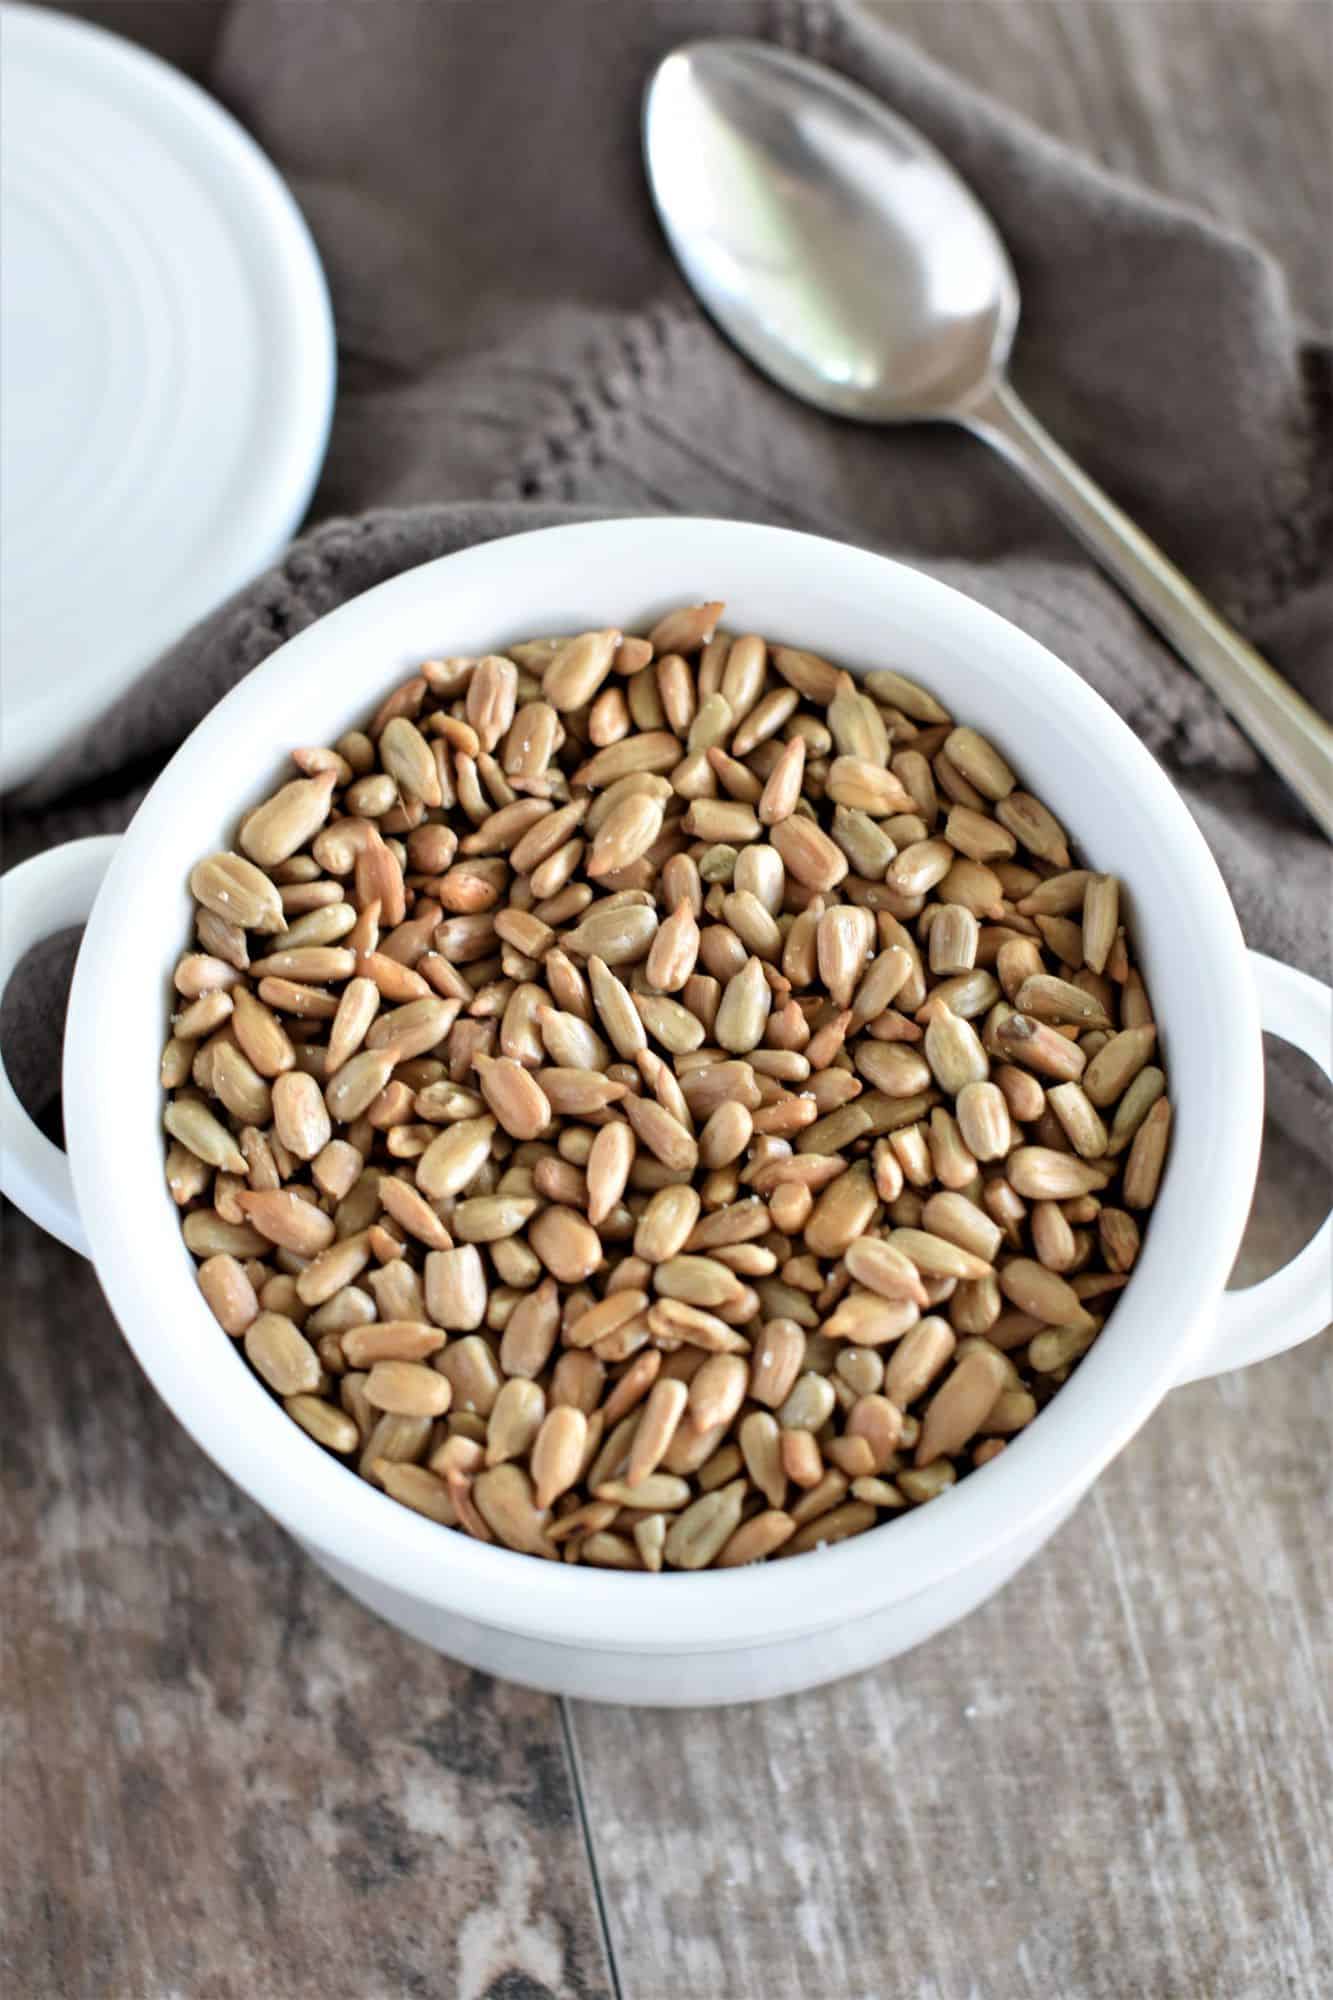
[643,39,1333,838]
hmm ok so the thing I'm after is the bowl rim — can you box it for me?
[64,517,1262,1652]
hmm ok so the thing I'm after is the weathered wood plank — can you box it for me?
[2,1212,614,2000]
[856,0,1331,323]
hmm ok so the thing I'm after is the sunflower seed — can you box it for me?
[715,956,772,1054]
[1106,1066,1167,1154]
[663,1479,747,1568]
[164,1099,248,1174]
[190,852,287,933]
[1007,1147,1111,1199]
[245,1312,321,1396]
[1122,1098,1172,1208]
[1082,1026,1158,1108]
[915,1347,1008,1463]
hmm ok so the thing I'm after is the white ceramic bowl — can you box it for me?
[3,520,1329,1705]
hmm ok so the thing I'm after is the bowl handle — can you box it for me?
[0,836,121,1257]
[1175,951,1332,1385]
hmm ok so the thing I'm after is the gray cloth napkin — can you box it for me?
[4,0,1330,1143]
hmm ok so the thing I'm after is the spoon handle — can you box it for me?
[964,378,1333,840]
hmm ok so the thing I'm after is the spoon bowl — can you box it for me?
[644,40,1016,420]
[644,39,1333,837]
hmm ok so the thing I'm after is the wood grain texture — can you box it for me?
[860,0,1332,325]
[2,1212,614,2000]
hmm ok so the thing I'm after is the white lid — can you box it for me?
[0,2,335,789]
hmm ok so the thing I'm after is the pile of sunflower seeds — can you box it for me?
[163,603,1170,1569]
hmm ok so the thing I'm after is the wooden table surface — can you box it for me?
[5,5,1330,1997]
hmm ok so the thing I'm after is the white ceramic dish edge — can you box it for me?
[0,1,336,790]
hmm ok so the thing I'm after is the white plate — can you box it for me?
[0,2,335,790]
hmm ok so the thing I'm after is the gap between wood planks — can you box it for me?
[560,1697,627,2000]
